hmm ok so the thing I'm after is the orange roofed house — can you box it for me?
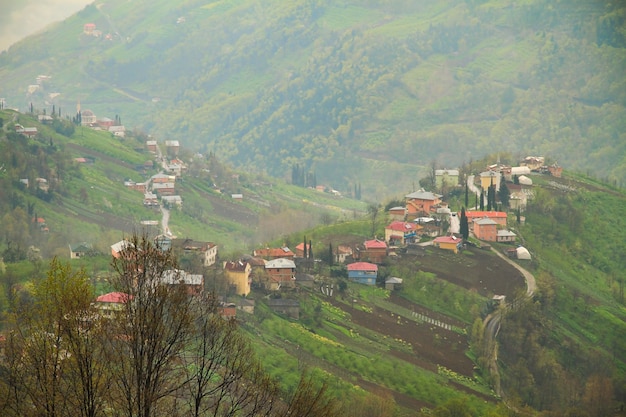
[433,236,462,254]
[405,189,442,218]
[465,211,507,229]
[384,221,422,246]
[358,239,388,264]
[295,242,312,258]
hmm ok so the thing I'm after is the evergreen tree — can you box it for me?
[480,190,484,211]
[498,173,510,208]
[303,235,308,259]
[460,207,469,241]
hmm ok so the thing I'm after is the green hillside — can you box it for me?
[0,109,366,260]
[0,0,624,199]
[1,108,625,415]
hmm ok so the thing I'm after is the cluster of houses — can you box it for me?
[77,107,126,137]
[126,140,187,209]
[81,154,552,320]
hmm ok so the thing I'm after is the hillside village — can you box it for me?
[84,127,560,318]
[2,99,557,310]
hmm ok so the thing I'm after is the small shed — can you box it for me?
[385,277,403,291]
[237,298,256,314]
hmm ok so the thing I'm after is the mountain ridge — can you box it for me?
[0,0,624,195]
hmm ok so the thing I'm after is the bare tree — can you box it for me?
[278,370,339,417]
[108,234,195,417]
[182,295,279,417]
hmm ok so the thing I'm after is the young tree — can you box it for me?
[182,296,279,417]
[367,203,381,238]
[279,371,339,417]
[2,258,107,417]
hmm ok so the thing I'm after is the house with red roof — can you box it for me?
[295,242,312,258]
[95,292,131,317]
[253,247,295,260]
[357,239,388,263]
[384,221,422,246]
[465,211,507,229]
[83,23,96,35]
[347,262,378,285]
[433,236,462,254]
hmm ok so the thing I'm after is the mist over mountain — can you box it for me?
[0,0,90,52]
[0,0,624,198]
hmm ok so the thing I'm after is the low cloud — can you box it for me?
[0,0,90,52]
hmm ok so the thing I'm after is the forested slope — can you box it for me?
[0,0,624,198]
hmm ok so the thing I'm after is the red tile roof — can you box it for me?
[465,211,507,219]
[96,292,132,303]
[364,239,387,249]
[347,262,378,272]
[434,236,461,244]
[386,221,421,232]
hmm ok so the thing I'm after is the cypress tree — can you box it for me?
[479,191,485,211]
[460,207,469,241]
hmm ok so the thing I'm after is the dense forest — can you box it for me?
[0,0,624,198]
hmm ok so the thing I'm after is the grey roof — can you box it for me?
[161,269,203,286]
[70,242,92,252]
[405,189,442,200]
[385,277,403,284]
[265,258,296,269]
[497,229,516,237]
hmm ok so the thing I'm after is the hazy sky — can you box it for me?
[0,0,91,52]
